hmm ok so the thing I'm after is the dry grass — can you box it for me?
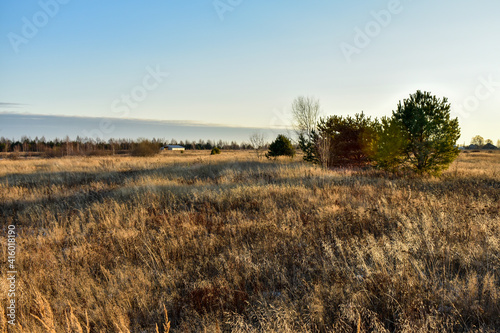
[0,151,499,332]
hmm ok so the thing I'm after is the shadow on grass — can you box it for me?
[2,160,499,224]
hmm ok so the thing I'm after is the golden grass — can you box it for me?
[0,151,499,332]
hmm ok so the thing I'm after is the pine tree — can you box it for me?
[266,135,295,159]
[392,90,460,175]
[372,116,408,172]
[298,132,319,164]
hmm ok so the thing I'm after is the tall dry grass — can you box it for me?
[0,151,499,332]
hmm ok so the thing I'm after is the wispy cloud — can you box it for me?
[0,113,279,142]
[0,102,24,108]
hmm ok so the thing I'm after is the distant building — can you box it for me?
[482,143,497,150]
[161,145,185,151]
[467,144,479,149]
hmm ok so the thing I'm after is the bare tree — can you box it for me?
[470,135,484,147]
[249,132,266,159]
[291,96,320,140]
[292,96,321,162]
[316,134,331,168]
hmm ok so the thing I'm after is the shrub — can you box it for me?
[85,150,112,157]
[211,147,221,155]
[7,152,20,160]
[266,135,295,159]
[42,148,65,158]
[316,112,377,167]
[131,140,160,157]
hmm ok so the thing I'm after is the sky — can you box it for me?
[0,0,499,144]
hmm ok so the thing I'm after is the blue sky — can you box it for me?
[0,0,499,143]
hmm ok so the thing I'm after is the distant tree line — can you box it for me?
[0,136,255,158]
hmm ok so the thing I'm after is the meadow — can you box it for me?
[0,150,499,332]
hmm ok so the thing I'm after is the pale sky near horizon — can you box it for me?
[0,0,499,143]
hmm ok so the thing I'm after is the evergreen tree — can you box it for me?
[372,117,408,172]
[298,131,319,164]
[266,135,295,159]
[392,90,460,175]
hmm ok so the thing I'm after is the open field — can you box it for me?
[1,151,499,332]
